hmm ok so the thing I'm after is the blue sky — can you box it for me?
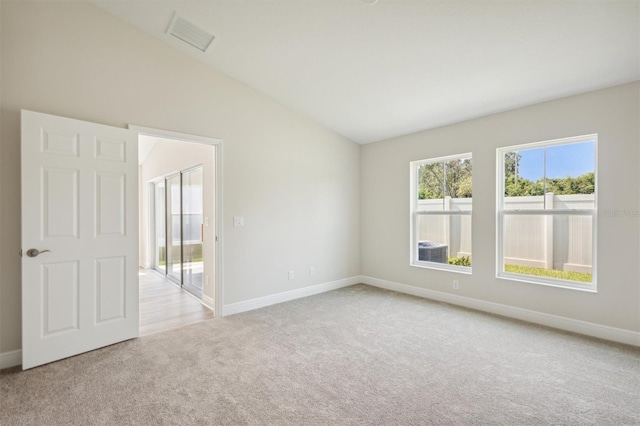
[515,141,595,180]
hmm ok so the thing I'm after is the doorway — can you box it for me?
[134,125,223,331]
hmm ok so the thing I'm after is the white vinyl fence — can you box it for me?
[416,194,594,272]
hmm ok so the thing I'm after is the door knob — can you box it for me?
[26,249,51,258]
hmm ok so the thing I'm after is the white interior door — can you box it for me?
[21,110,138,370]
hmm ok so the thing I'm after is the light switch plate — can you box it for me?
[233,216,244,227]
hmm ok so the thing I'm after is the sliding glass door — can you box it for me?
[152,166,204,297]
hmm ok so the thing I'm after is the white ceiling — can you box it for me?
[90,0,639,144]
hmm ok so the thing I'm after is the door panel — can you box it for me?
[166,174,182,283]
[96,172,126,236]
[43,168,80,238]
[154,180,166,273]
[95,256,126,323]
[21,110,138,370]
[42,261,79,336]
[182,167,203,296]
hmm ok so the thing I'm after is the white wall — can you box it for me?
[139,138,216,302]
[361,82,640,332]
[0,1,636,360]
[0,1,360,354]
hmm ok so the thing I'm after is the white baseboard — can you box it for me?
[223,276,361,316]
[0,349,22,370]
[4,276,635,369]
[360,275,640,347]
[201,294,215,312]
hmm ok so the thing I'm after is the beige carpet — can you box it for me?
[1,284,639,425]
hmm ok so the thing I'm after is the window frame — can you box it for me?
[410,152,473,274]
[496,134,597,292]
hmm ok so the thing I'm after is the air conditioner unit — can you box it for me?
[418,241,448,263]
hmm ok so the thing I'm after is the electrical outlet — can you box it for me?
[309,267,315,277]
[288,270,294,280]
[453,280,459,290]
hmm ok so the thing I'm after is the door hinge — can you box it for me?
[19,249,23,257]
[215,236,219,242]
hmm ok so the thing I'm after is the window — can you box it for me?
[497,135,597,291]
[410,153,472,272]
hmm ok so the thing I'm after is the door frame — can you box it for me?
[131,125,224,317]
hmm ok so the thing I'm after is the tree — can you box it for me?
[546,172,594,195]
[418,158,472,199]
[456,175,473,198]
[504,172,594,196]
[504,151,521,179]
[504,174,544,196]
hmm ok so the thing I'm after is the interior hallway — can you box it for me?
[139,269,214,336]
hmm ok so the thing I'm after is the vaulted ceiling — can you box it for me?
[90,0,639,144]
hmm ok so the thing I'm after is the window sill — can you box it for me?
[411,261,472,275]
[497,272,597,293]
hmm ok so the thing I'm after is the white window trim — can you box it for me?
[496,134,598,292]
[410,152,472,274]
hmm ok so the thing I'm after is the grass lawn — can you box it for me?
[505,264,592,283]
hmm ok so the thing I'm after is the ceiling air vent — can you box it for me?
[167,13,215,53]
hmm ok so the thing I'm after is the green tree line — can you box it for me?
[418,154,594,199]
[505,172,594,196]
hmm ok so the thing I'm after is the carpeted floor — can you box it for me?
[1,284,639,425]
